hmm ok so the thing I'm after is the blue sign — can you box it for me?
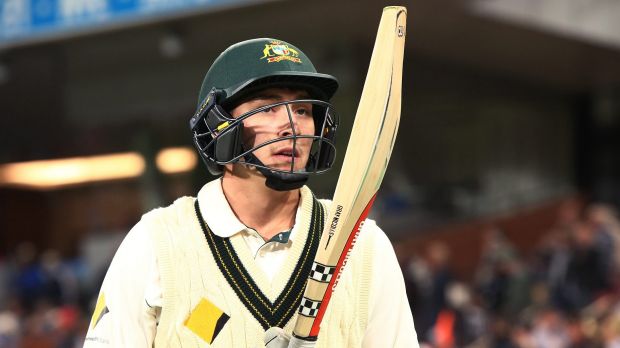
[0,0,257,47]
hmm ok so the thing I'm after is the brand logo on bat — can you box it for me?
[398,26,405,37]
[324,204,343,249]
[260,41,302,63]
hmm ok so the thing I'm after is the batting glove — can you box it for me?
[264,327,316,348]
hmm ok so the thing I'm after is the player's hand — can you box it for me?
[264,327,316,348]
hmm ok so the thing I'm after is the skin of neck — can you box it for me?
[221,164,300,241]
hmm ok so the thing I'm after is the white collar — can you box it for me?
[196,178,314,240]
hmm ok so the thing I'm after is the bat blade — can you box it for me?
[293,6,407,340]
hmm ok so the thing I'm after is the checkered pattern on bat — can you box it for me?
[309,262,335,283]
[298,297,322,317]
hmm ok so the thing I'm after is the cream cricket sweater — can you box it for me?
[146,191,378,347]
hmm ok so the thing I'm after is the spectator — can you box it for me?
[405,254,436,342]
[587,204,620,277]
[475,227,517,289]
[529,308,570,348]
[600,311,620,348]
[426,241,456,341]
[476,229,530,317]
[11,243,44,312]
[561,222,610,311]
[519,281,551,328]
[0,299,20,348]
[445,281,487,346]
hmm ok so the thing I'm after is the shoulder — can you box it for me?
[140,196,196,227]
[357,218,394,255]
[316,197,392,252]
[125,196,198,248]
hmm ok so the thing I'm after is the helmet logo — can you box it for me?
[260,41,302,64]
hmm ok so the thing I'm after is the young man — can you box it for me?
[84,38,418,347]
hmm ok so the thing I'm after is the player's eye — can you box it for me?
[262,105,281,114]
[294,105,312,116]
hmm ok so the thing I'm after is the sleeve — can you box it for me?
[83,219,159,347]
[362,222,420,348]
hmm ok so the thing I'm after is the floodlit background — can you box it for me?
[1,0,620,346]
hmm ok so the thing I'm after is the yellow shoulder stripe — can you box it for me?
[90,292,109,329]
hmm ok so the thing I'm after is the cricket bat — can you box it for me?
[293,6,407,340]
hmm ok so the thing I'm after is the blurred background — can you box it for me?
[1,0,620,346]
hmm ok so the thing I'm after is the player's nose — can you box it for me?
[276,104,300,137]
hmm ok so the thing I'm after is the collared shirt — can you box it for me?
[84,179,418,347]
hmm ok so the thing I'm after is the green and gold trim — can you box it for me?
[194,197,324,330]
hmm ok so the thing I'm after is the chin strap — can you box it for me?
[245,154,309,191]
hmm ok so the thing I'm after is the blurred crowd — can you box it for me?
[405,202,620,348]
[2,201,620,347]
[0,233,123,348]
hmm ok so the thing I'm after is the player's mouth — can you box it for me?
[272,147,300,163]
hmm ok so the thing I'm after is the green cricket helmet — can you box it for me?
[190,38,340,191]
